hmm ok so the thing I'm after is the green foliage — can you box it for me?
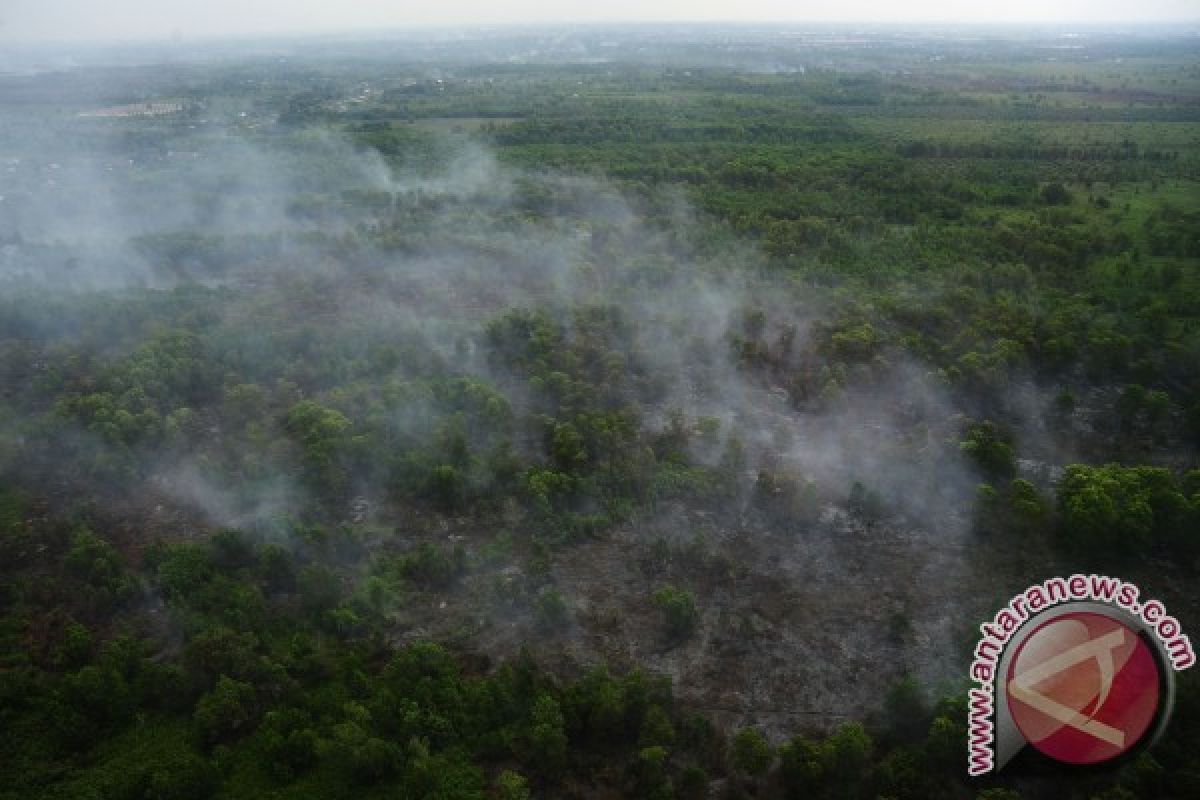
[779,723,874,799]
[881,675,929,743]
[960,421,1016,480]
[394,542,467,590]
[677,765,709,799]
[829,322,882,362]
[535,587,570,632]
[1057,463,1195,556]
[1039,181,1073,205]
[729,727,772,777]
[639,704,677,749]
[259,709,319,780]
[298,563,344,614]
[426,464,468,511]
[283,400,358,496]
[754,469,820,527]
[527,694,568,775]
[64,529,138,614]
[327,717,405,783]
[154,541,214,602]
[1008,478,1051,533]
[925,712,966,772]
[0,487,26,533]
[193,676,257,746]
[652,585,699,643]
[632,745,673,799]
[494,769,531,800]
[134,750,219,800]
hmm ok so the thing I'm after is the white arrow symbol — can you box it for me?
[1007,627,1127,748]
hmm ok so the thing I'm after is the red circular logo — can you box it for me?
[1006,611,1161,765]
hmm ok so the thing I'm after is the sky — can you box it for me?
[1,0,1198,42]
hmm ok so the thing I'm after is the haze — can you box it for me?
[3,0,1198,43]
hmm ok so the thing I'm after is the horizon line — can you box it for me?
[4,17,1199,47]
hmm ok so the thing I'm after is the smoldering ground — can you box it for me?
[0,98,1022,736]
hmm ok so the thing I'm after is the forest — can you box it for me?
[1,24,1198,799]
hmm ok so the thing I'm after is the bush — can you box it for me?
[960,421,1016,480]
[495,770,531,800]
[139,751,218,800]
[396,542,467,589]
[652,585,698,642]
[730,727,772,776]
[1057,464,1194,557]
[535,588,570,631]
[1039,182,1072,205]
[193,676,257,746]
[425,464,467,511]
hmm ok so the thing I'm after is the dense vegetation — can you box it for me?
[1,25,1198,799]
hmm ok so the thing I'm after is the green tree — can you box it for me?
[495,770,531,800]
[282,400,357,495]
[1040,182,1072,205]
[527,694,568,775]
[1057,464,1191,555]
[729,727,772,777]
[652,585,698,642]
[639,704,676,749]
[960,421,1016,480]
[193,676,257,746]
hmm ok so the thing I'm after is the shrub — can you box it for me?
[652,585,698,642]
